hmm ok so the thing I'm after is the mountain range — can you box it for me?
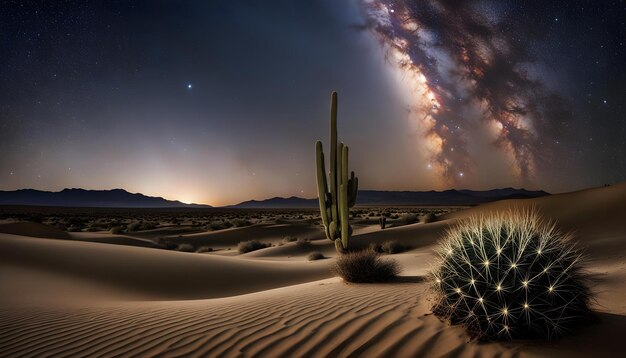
[0,188,549,208]
[228,188,549,208]
[0,189,211,208]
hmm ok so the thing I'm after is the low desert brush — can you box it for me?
[333,250,400,283]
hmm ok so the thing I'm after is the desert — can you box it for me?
[1,182,625,357]
[2,1,625,357]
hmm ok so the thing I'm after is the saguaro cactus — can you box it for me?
[316,92,358,253]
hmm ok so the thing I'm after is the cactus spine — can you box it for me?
[316,92,358,252]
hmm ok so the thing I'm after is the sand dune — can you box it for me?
[0,221,70,239]
[70,232,157,248]
[1,183,626,357]
[0,234,333,300]
[0,279,516,358]
[167,222,326,249]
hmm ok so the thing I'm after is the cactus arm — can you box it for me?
[315,141,330,234]
[329,92,338,225]
[334,238,344,252]
[340,145,350,249]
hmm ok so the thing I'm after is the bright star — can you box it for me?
[187,84,192,89]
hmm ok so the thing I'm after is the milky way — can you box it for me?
[362,0,573,186]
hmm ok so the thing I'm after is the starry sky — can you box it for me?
[1,0,624,206]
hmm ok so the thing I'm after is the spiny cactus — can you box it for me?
[316,92,358,252]
[431,210,591,341]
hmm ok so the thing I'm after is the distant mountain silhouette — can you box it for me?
[229,188,549,208]
[0,188,211,208]
[226,196,316,209]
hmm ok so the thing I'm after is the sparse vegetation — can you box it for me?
[154,238,178,250]
[332,250,400,283]
[176,243,195,252]
[111,226,125,234]
[232,218,251,227]
[126,221,157,232]
[282,235,298,243]
[295,238,312,248]
[208,220,232,231]
[307,251,325,261]
[431,210,591,341]
[196,246,213,253]
[421,212,437,223]
[238,240,270,254]
[399,213,418,225]
[380,240,408,254]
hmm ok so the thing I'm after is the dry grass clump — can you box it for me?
[431,210,591,341]
[295,238,312,248]
[232,218,252,227]
[332,250,400,283]
[399,213,418,225]
[421,212,437,223]
[208,220,232,231]
[238,240,270,254]
[154,238,178,250]
[196,246,213,253]
[282,235,298,244]
[307,251,325,261]
[176,243,195,252]
[110,226,125,234]
[370,240,409,254]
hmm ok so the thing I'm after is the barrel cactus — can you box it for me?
[431,210,591,341]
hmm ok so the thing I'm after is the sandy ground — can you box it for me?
[1,182,625,357]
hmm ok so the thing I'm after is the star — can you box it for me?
[187,84,192,89]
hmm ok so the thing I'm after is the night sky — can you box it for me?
[1,1,624,206]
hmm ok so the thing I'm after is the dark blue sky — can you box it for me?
[1,0,625,205]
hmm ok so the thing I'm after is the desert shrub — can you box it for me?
[196,246,213,253]
[380,240,408,254]
[295,238,311,248]
[141,221,157,230]
[111,226,125,234]
[282,235,298,243]
[154,238,178,250]
[332,250,400,283]
[238,240,270,254]
[176,243,195,252]
[369,242,383,253]
[431,210,591,341]
[399,213,418,225]
[66,225,83,232]
[208,220,232,231]
[232,218,251,227]
[126,221,142,232]
[274,217,289,224]
[421,212,437,223]
[307,251,325,261]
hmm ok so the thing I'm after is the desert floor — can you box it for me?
[1,183,626,357]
